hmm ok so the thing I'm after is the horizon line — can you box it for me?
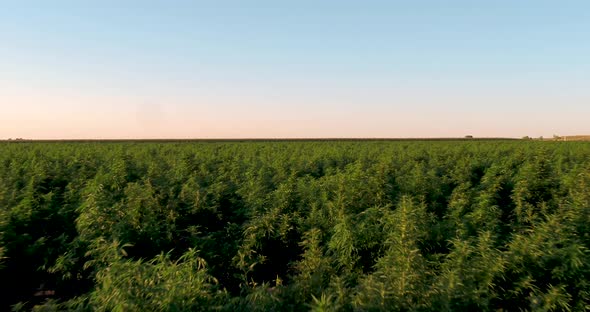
[3,137,525,142]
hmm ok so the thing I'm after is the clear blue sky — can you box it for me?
[2,1,589,138]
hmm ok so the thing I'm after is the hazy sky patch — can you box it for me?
[1,1,589,138]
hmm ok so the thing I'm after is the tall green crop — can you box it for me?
[0,141,588,311]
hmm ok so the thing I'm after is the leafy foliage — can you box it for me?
[0,140,589,311]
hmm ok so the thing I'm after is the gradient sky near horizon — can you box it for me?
[2,1,589,139]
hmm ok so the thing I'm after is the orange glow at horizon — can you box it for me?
[2,89,589,139]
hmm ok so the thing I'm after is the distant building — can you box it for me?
[464,135,473,139]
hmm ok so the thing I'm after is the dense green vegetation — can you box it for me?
[0,141,589,311]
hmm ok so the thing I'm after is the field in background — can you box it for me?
[3,137,519,143]
[560,135,590,141]
[0,140,589,310]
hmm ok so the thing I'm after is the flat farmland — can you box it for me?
[1,141,589,311]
